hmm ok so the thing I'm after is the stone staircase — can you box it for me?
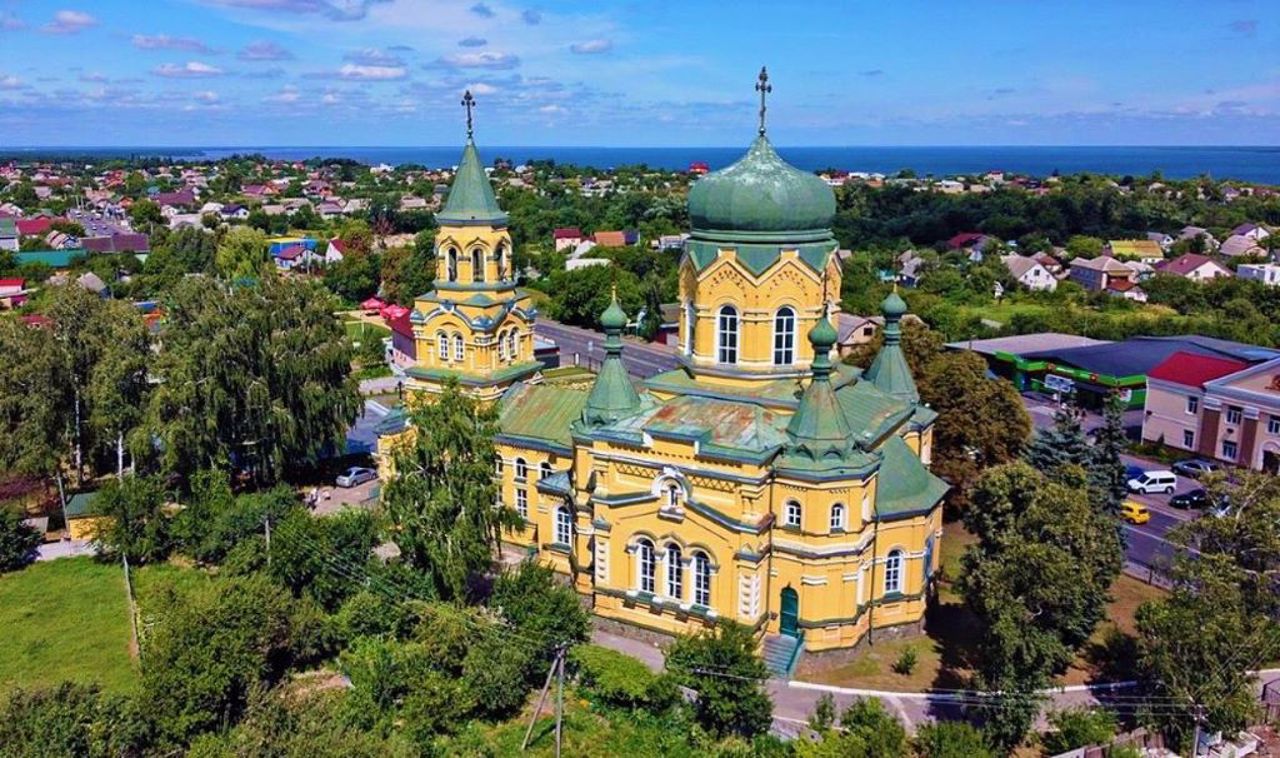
[762,633,802,678]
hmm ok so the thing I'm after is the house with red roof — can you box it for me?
[16,217,52,237]
[386,308,416,365]
[1143,350,1280,472]
[1153,253,1232,282]
[0,278,28,308]
[553,227,583,252]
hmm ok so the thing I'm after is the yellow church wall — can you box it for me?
[435,226,513,286]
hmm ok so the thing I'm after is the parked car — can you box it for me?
[1169,488,1210,509]
[336,466,377,488]
[1120,500,1151,525]
[1171,458,1222,479]
[1127,470,1177,495]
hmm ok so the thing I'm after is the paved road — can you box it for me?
[535,319,679,379]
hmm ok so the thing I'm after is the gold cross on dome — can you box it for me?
[461,89,475,140]
[755,66,772,136]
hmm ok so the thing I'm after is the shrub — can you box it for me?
[891,645,919,675]
[489,561,591,677]
[1043,707,1119,754]
[666,621,772,739]
[571,644,678,713]
[0,507,41,572]
[0,682,152,757]
[914,721,996,758]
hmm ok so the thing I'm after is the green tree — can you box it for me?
[214,226,270,281]
[542,264,644,329]
[1023,403,1089,478]
[129,199,163,229]
[0,318,72,505]
[489,561,591,672]
[1089,392,1129,516]
[87,300,151,478]
[0,507,41,572]
[914,721,997,758]
[665,620,772,739]
[324,251,381,303]
[797,697,909,757]
[379,244,436,306]
[91,474,172,565]
[0,683,151,758]
[1043,707,1119,754]
[381,380,520,601]
[143,277,359,486]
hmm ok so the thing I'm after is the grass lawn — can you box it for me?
[0,557,208,696]
[807,522,1166,692]
[343,320,391,343]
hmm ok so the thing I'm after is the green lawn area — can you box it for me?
[966,301,1053,326]
[0,557,207,695]
[806,522,1166,692]
[344,320,391,343]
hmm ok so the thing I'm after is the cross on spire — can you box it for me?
[461,89,476,140]
[755,66,772,136]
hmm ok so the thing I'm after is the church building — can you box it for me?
[380,77,946,663]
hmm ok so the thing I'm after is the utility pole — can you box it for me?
[521,643,567,753]
[554,645,565,758]
[1190,702,1205,757]
[264,515,272,568]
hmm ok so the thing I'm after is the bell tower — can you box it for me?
[403,90,541,402]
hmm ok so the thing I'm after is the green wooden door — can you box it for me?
[779,587,799,638]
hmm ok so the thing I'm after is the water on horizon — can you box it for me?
[6,145,1280,184]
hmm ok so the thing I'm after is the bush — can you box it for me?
[1043,707,1119,754]
[891,645,919,675]
[571,644,678,713]
[666,620,772,739]
[0,507,41,572]
[489,561,591,677]
[914,721,996,758]
[0,682,152,757]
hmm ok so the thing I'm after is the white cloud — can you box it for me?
[264,85,301,103]
[570,39,612,55]
[78,72,109,83]
[41,10,97,34]
[132,34,216,53]
[538,104,565,114]
[152,61,226,78]
[337,63,406,80]
[322,92,341,104]
[435,51,520,70]
[0,74,24,90]
[238,41,294,61]
[0,13,25,31]
[194,90,220,103]
[467,82,497,95]
[201,0,388,22]
[344,48,404,67]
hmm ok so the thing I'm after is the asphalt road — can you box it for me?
[535,319,680,379]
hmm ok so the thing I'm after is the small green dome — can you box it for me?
[600,296,628,331]
[882,291,908,318]
[687,135,835,239]
[808,315,838,350]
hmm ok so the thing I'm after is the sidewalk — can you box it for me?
[36,539,95,561]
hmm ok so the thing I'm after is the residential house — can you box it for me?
[399,195,428,212]
[325,238,349,264]
[835,312,884,356]
[947,232,993,261]
[221,204,250,221]
[1068,255,1136,292]
[1231,223,1270,242]
[316,201,345,219]
[274,245,308,270]
[1143,352,1280,473]
[899,250,927,287]
[0,278,28,308]
[656,234,687,252]
[1033,251,1064,276]
[1145,232,1174,251]
[16,217,52,237]
[1220,234,1267,258]
[1106,278,1147,302]
[0,219,16,251]
[1001,254,1057,292]
[82,232,150,255]
[153,188,197,208]
[1153,253,1232,282]
[199,201,224,216]
[1179,226,1219,249]
[1238,263,1280,287]
[592,230,638,248]
[1105,239,1164,263]
[168,214,203,230]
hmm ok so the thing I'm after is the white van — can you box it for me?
[1127,470,1177,495]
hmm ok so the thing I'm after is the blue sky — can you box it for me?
[0,0,1276,147]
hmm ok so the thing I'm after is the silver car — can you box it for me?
[336,466,377,488]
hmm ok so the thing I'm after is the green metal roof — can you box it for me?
[65,491,99,519]
[16,249,86,268]
[580,295,642,429]
[404,360,541,385]
[684,238,834,276]
[863,293,918,404]
[499,382,589,449]
[783,317,857,468]
[436,140,508,226]
[874,435,948,517]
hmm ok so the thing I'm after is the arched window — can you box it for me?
[540,461,553,480]
[692,551,711,606]
[716,306,738,364]
[471,248,485,283]
[446,247,458,282]
[773,306,795,366]
[884,549,904,594]
[497,329,507,361]
[636,538,655,594]
[453,333,464,362]
[514,457,528,481]
[496,243,508,280]
[861,493,873,524]
[664,480,682,510]
[683,301,694,357]
[784,500,802,529]
[436,330,448,360]
[665,544,683,600]
[507,329,518,359]
[554,506,572,546]
[829,503,846,533]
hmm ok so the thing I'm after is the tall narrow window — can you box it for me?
[829,503,846,533]
[665,544,683,600]
[436,330,447,360]
[683,301,694,357]
[494,456,503,476]
[664,481,682,510]
[717,306,738,364]
[453,333,464,361]
[637,539,655,594]
[540,461,553,480]
[507,329,518,359]
[554,506,572,546]
[497,329,507,361]
[784,500,802,529]
[515,488,528,518]
[446,247,458,282]
[692,551,711,606]
[884,549,904,594]
[514,457,528,481]
[496,243,508,280]
[773,306,795,365]
[471,248,485,283]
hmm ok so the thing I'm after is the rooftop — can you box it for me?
[1148,351,1249,389]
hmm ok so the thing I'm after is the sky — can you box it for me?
[0,0,1277,147]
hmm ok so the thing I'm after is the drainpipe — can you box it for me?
[868,513,880,646]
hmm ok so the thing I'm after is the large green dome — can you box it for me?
[687,135,835,241]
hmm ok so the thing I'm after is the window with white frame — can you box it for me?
[884,549,904,594]
[540,461,553,480]
[665,544,683,599]
[497,330,507,361]
[717,306,738,364]
[692,551,711,606]
[784,500,802,529]
[515,488,528,518]
[554,506,572,545]
[494,456,503,476]
[507,329,517,358]
[1183,430,1195,449]
[453,333,464,361]
[1227,405,1243,425]
[773,306,795,366]
[636,539,656,593]
[1269,415,1280,435]
[1222,439,1239,460]
[514,457,528,481]
[829,503,846,533]
[437,330,448,360]
[664,480,682,510]
[1186,396,1199,414]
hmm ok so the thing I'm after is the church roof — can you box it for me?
[593,394,790,463]
[498,382,589,452]
[874,436,949,517]
[863,292,919,403]
[437,140,507,226]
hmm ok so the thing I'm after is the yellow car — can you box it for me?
[1120,501,1150,525]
